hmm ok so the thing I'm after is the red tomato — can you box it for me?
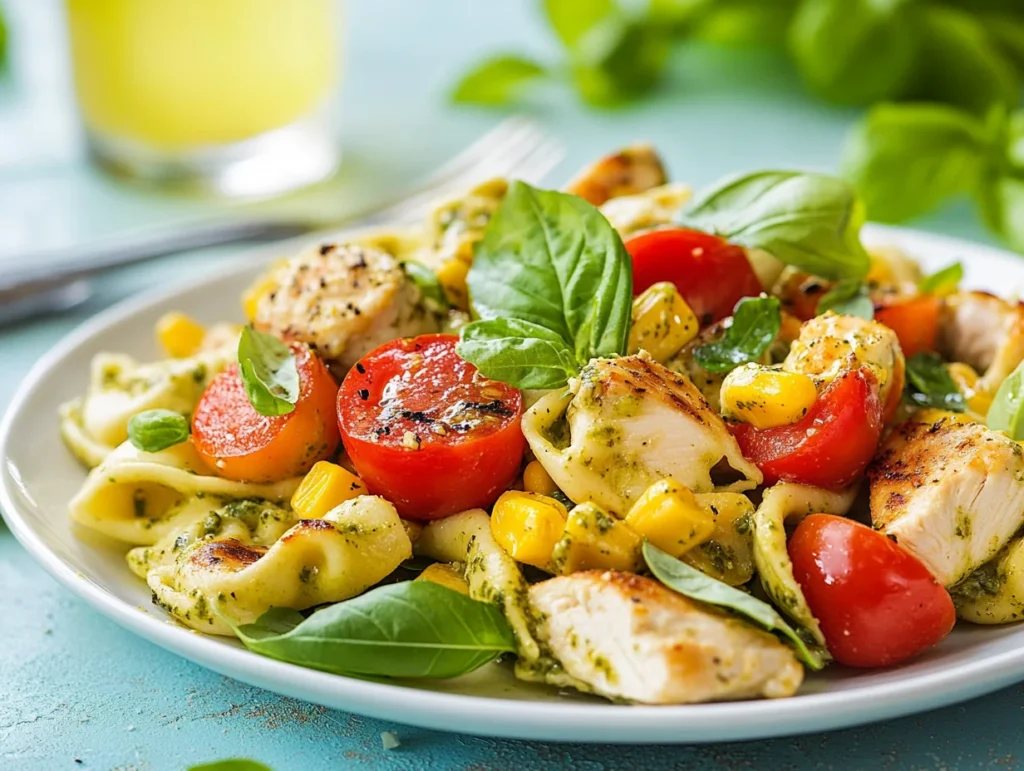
[192,344,340,483]
[624,228,763,325]
[875,295,941,359]
[337,334,526,520]
[730,368,883,490]
[789,514,956,667]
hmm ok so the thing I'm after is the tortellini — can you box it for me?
[69,439,300,545]
[137,495,412,635]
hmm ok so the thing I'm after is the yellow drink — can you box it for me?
[67,0,338,149]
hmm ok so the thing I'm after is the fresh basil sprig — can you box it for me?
[678,171,870,281]
[237,327,299,417]
[234,581,516,679]
[643,542,823,669]
[920,261,964,295]
[402,261,452,312]
[457,181,632,389]
[987,359,1024,438]
[694,296,781,374]
[905,352,967,412]
[127,409,190,453]
[817,279,874,320]
[451,55,548,106]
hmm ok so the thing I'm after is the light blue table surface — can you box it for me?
[3,1,1023,769]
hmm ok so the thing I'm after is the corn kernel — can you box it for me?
[416,563,470,595]
[626,478,715,558]
[437,257,471,310]
[720,364,818,430]
[627,282,699,362]
[491,491,568,569]
[155,312,206,359]
[291,461,369,520]
[551,502,642,575]
[947,362,993,417]
[523,461,559,496]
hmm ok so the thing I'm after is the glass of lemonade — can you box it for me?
[65,0,341,197]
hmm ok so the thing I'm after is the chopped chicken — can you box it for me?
[521,352,762,515]
[252,242,442,370]
[565,145,667,206]
[939,291,1024,394]
[600,182,691,237]
[869,416,1024,587]
[525,570,803,704]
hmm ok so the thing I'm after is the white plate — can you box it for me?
[5,225,1024,744]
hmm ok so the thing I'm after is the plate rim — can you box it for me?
[4,223,1024,744]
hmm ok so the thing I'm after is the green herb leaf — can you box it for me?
[788,0,918,105]
[679,170,870,281]
[643,541,823,669]
[693,0,797,46]
[467,181,632,366]
[842,103,991,223]
[188,762,273,771]
[905,352,967,412]
[457,318,580,389]
[919,261,964,295]
[237,327,299,417]
[987,360,1024,438]
[977,113,1024,252]
[694,296,780,373]
[127,409,190,453]
[817,279,874,320]
[570,17,672,107]
[402,261,451,312]
[451,55,548,106]
[234,581,517,679]
[543,0,615,48]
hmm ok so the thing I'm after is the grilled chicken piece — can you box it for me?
[869,416,1024,587]
[525,570,803,704]
[939,291,1024,394]
[522,352,762,515]
[599,182,692,237]
[565,145,667,207]
[252,242,442,371]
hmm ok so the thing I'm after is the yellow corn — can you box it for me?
[551,502,642,575]
[947,362,993,417]
[291,461,369,520]
[155,312,206,359]
[627,282,699,362]
[625,478,715,559]
[416,563,470,595]
[522,461,559,497]
[720,364,818,430]
[437,257,471,310]
[490,491,568,569]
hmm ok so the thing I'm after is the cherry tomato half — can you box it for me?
[624,227,763,325]
[789,514,956,668]
[337,334,526,520]
[730,368,883,490]
[192,343,340,483]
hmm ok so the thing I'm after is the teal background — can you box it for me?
[1,1,1021,768]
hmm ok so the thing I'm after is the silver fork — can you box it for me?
[0,118,564,325]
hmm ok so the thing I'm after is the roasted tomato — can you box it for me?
[337,334,526,520]
[789,514,956,667]
[192,343,340,483]
[875,295,942,359]
[624,227,763,325]
[729,368,884,490]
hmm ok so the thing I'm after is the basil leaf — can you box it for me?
[679,171,870,281]
[402,261,451,312]
[467,181,632,364]
[451,55,548,106]
[694,296,780,374]
[817,279,874,320]
[570,17,672,107]
[919,261,964,295]
[127,409,190,453]
[788,0,918,105]
[237,327,299,417]
[987,360,1024,438]
[842,103,990,223]
[643,542,823,669]
[234,581,516,679]
[978,171,1024,254]
[457,318,580,390]
[188,762,273,771]
[693,0,796,46]
[905,352,967,412]
[543,0,615,48]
